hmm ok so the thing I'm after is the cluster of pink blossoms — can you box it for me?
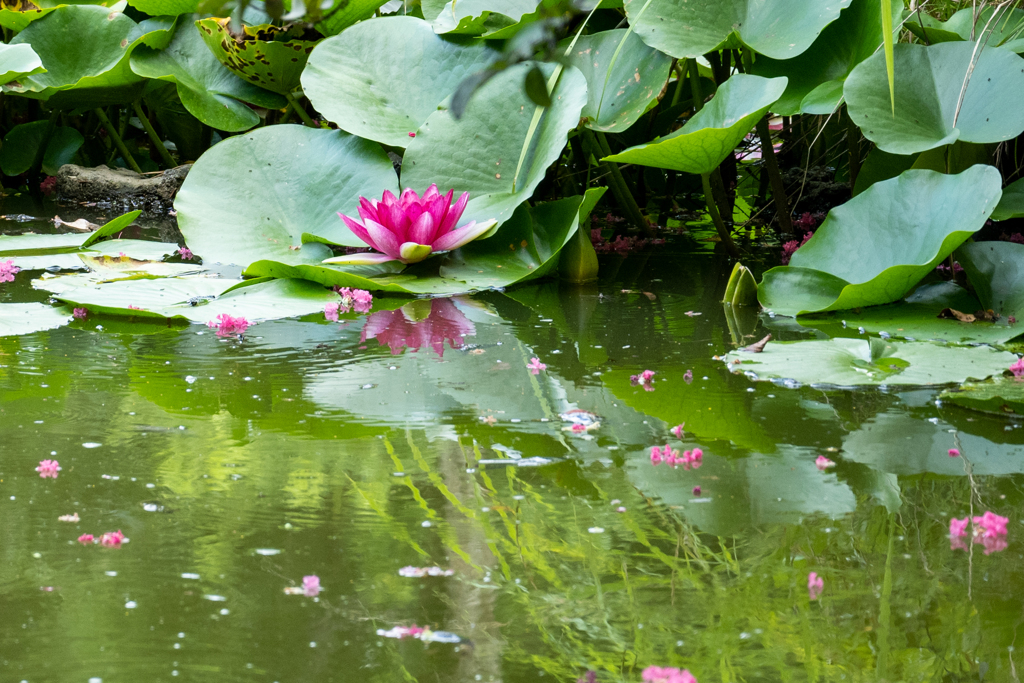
[1011,357,1024,378]
[207,314,250,337]
[0,259,19,283]
[651,445,702,470]
[630,369,656,390]
[641,666,697,683]
[78,530,126,548]
[325,287,373,321]
[36,459,60,478]
[950,511,1010,555]
[781,232,813,265]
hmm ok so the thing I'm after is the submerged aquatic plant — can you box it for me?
[0,259,19,283]
[325,186,497,265]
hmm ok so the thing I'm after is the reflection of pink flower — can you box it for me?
[950,517,969,540]
[527,358,546,375]
[335,287,373,314]
[99,530,125,548]
[815,456,835,471]
[808,572,824,601]
[642,666,697,683]
[361,298,475,357]
[328,185,495,265]
[302,575,321,597]
[650,446,664,465]
[973,511,1009,538]
[36,459,60,478]
[77,534,94,545]
[325,302,340,322]
[207,314,250,337]
[73,307,88,320]
[1011,358,1024,378]
[0,259,19,283]
[683,369,693,384]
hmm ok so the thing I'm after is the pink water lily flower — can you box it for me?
[808,572,824,600]
[36,459,61,478]
[324,186,497,265]
[0,259,19,283]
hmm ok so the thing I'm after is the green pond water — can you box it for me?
[2,209,1024,683]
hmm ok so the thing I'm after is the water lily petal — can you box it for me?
[383,201,410,241]
[399,242,433,263]
[322,252,400,265]
[431,188,455,241]
[408,212,435,245]
[380,189,398,208]
[431,219,497,252]
[422,184,440,201]
[439,192,470,234]
[338,213,377,250]
[364,218,403,258]
[399,187,419,207]
[358,197,380,224]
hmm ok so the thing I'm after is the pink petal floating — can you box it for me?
[73,307,88,320]
[302,575,321,597]
[207,314,250,337]
[815,456,835,471]
[1011,357,1024,378]
[99,530,126,548]
[948,448,960,457]
[808,572,824,601]
[77,534,94,545]
[527,357,547,374]
[35,459,61,478]
[177,247,194,260]
[670,423,685,439]
[0,259,20,283]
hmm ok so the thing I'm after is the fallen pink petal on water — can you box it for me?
[973,511,1009,538]
[571,423,586,433]
[99,530,126,548]
[73,307,88,320]
[670,423,685,439]
[815,456,835,471]
[949,516,969,538]
[302,575,321,597]
[948,448,960,457]
[58,513,79,523]
[324,302,340,322]
[808,572,824,601]
[683,369,693,384]
[36,459,61,478]
[630,369,656,390]
[77,534,94,545]
[650,446,664,465]
[692,486,701,496]
[177,247,194,260]
[527,357,547,374]
[681,448,703,470]
[1011,357,1024,378]
[207,314,250,337]
[0,258,19,283]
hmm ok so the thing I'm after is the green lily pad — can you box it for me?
[991,176,1024,221]
[907,6,1024,53]
[424,0,538,34]
[939,377,1024,415]
[750,0,900,116]
[301,16,496,147]
[852,146,919,196]
[174,124,399,267]
[127,0,197,16]
[562,29,673,134]
[794,281,1022,344]
[603,74,787,174]
[131,20,285,132]
[52,276,340,323]
[758,166,1002,316]
[401,61,588,231]
[7,5,143,101]
[0,232,88,254]
[195,18,315,96]
[316,0,390,37]
[244,192,600,295]
[956,240,1024,321]
[724,337,1016,387]
[0,302,71,336]
[624,0,851,60]
[0,42,44,84]
[845,41,1024,155]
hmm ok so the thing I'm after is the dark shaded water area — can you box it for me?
[2,205,1024,683]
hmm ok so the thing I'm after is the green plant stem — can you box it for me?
[29,109,58,178]
[285,92,317,128]
[755,115,793,237]
[582,129,652,236]
[94,107,142,174]
[846,106,860,190]
[687,59,703,111]
[131,101,175,169]
[671,60,687,107]
[701,172,740,257]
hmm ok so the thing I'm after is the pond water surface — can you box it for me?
[1,208,1023,683]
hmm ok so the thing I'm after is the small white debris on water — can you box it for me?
[83,443,102,448]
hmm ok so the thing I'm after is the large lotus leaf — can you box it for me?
[907,7,1024,53]
[52,277,338,322]
[624,0,851,60]
[991,177,1024,221]
[852,147,919,196]
[939,378,1024,416]
[244,192,600,295]
[0,6,55,32]
[425,0,538,34]
[750,0,900,116]
[561,29,672,134]
[302,16,496,148]
[316,0,390,37]
[195,19,314,96]
[7,5,143,100]
[0,121,83,176]
[0,232,88,253]
[795,281,1022,344]
[603,74,787,174]
[0,43,44,84]
[401,61,587,230]
[175,125,399,267]
[724,337,1016,387]
[0,302,71,336]
[845,42,1024,155]
[128,0,197,16]
[131,20,285,132]
[956,240,1024,321]
[758,166,1003,316]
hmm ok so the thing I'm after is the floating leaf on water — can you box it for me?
[0,303,71,337]
[724,338,1016,387]
[939,378,1024,416]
